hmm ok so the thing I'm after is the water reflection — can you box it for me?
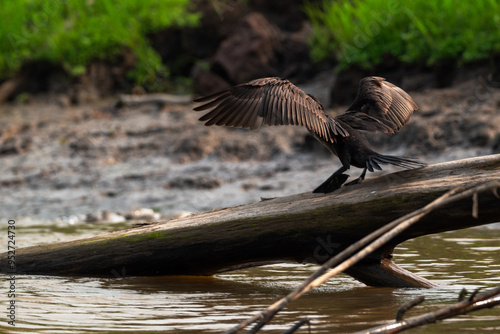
[1,223,499,333]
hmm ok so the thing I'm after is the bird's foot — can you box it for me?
[312,173,349,194]
[344,177,363,186]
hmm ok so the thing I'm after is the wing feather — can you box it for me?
[336,76,418,134]
[290,94,298,125]
[282,87,290,125]
[236,92,260,128]
[268,89,278,125]
[193,77,346,142]
[224,94,252,126]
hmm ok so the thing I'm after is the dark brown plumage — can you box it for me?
[194,76,426,193]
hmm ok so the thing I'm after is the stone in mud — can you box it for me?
[166,176,223,190]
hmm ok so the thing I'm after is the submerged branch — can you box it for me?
[282,317,310,334]
[358,286,500,334]
[395,296,425,322]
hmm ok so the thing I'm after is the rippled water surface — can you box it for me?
[1,219,500,333]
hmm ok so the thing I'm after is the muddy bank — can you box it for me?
[0,72,499,221]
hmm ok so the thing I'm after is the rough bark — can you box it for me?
[2,154,499,287]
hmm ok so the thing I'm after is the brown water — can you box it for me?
[1,219,499,333]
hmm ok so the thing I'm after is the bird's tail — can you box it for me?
[366,154,426,172]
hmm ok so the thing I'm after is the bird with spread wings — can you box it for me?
[194,76,425,193]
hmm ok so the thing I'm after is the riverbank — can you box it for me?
[0,70,499,222]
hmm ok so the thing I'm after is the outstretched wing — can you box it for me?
[193,77,348,142]
[336,76,418,134]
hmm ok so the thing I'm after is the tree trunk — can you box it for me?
[2,154,499,287]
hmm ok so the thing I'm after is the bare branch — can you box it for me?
[395,296,425,321]
[281,317,311,334]
[358,286,500,334]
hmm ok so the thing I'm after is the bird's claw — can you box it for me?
[344,177,362,186]
[312,173,349,194]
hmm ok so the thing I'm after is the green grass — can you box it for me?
[305,0,500,70]
[0,0,199,90]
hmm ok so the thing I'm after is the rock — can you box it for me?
[0,76,24,104]
[84,213,100,223]
[69,137,94,153]
[60,215,83,225]
[251,0,311,31]
[0,136,32,155]
[101,210,127,223]
[166,176,223,190]
[212,12,281,84]
[125,208,161,221]
[279,23,315,80]
[194,11,313,95]
[329,68,366,106]
[191,65,231,96]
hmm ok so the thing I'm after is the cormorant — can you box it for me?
[193,76,426,193]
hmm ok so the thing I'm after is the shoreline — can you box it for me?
[0,73,498,222]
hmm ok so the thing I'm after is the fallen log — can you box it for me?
[2,154,499,287]
[225,182,500,333]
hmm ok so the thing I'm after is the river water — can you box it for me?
[0,138,498,333]
[1,216,499,333]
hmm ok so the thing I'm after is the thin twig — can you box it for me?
[357,286,500,334]
[467,287,482,302]
[458,288,468,301]
[281,317,311,334]
[224,181,500,334]
[395,296,425,321]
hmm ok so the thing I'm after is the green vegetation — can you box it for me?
[305,0,500,70]
[0,0,199,89]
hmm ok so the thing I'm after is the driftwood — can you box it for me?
[225,182,500,334]
[1,154,499,287]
